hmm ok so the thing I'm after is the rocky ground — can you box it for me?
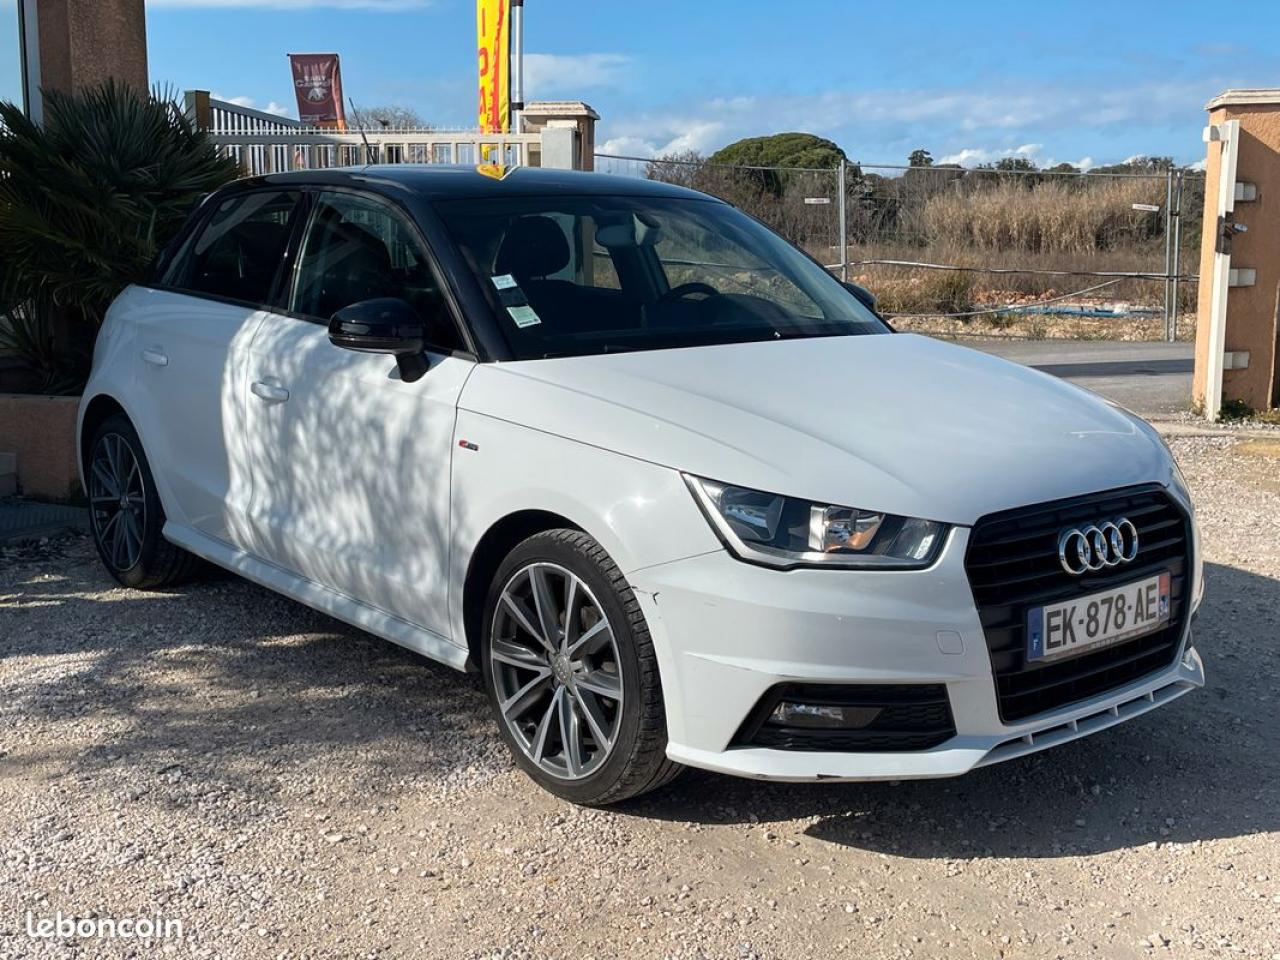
[892,305,1196,343]
[1,434,1277,960]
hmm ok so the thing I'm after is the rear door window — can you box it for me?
[162,190,301,305]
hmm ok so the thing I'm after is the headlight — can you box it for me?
[684,475,948,570]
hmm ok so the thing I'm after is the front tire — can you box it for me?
[86,414,201,589]
[481,529,682,805]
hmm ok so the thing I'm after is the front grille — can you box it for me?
[734,683,956,752]
[965,484,1191,723]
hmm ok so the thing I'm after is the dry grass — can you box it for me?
[838,238,1199,328]
[841,177,1201,333]
[643,155,1205,342]
[922,178,1168,254]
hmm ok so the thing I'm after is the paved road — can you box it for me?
[956,339,1194,416]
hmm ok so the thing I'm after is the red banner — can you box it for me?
[289,53,346,130]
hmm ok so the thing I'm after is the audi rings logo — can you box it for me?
[1057,519,1140,575]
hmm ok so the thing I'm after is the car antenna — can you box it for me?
[348,97,373,166]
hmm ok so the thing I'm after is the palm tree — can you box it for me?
[0,80,240,391]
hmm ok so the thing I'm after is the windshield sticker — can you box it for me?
[507,305,541,328]
[491,274,518,290]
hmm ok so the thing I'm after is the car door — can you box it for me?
[131,188,302,547]
[242,189,473,639]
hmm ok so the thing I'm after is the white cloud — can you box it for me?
[597,78,1215,167]
[213,93,294,118]
[598,135,661,158]
[1042,155,1096,171]
[599,117,726,159]
[937,143,1044,166]
[935,147,992,166]
[149,0,429,8]
[524,53,632,97]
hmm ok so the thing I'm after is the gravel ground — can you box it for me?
[1,435,1278,960]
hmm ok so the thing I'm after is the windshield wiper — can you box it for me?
[539,344,633,359]
[771,328,851,341]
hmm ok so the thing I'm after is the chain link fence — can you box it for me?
[595,153,1205,341]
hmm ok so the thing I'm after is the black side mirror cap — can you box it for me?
[842,281,877,311]
[329,298,430,382]
[841,281,895,331]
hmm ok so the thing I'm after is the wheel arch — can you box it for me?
[461,509,585,670]
[78,393,129,483]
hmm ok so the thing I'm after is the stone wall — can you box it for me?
[0,394,81,501]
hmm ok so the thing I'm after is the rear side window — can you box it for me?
[162,190,300,305]
[289,191,460,349]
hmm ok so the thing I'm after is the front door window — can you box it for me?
[290,191,460,351]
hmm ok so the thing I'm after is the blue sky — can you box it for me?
[145,0,1280,169]
[2,0,24,108]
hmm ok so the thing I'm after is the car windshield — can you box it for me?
[433,194,888,359]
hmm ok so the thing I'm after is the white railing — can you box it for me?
[186,91,543,175]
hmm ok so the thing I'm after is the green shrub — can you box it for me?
[927,270,974,315]
[0,80,239,392]
[874,269,974,316]
[1219,398,1253,421]
[0,293,82,394]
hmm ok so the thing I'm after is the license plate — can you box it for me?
[1026,572,1171,663]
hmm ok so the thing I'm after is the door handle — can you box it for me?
[251,380,290,404]
[141,348,169,367]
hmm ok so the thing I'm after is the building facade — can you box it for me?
[2,0,147,121]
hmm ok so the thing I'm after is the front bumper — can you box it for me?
[629,527,1204,782]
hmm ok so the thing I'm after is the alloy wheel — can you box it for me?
[89,433,146,572]
[489,562,624,780]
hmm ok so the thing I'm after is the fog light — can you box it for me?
[767,701,882,729]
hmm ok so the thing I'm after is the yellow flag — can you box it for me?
[477,0,510,134]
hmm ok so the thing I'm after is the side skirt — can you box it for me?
[163,522,469,672]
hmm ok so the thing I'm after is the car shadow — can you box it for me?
[624,560,1278,859]
[4,544,1275,860]
[0,537,503,803]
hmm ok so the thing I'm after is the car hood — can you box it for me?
[459,333,1174,525]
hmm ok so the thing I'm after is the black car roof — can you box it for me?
[229,164,721,203]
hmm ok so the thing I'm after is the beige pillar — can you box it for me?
[34,0,147,100]
[1193,90,1280,414]
[520,101,600,171]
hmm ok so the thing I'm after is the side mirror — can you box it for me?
[329,298,430,383]
[842,281,878,312]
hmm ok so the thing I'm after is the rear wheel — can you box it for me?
[87,414,201,589]
[481,529,681,805]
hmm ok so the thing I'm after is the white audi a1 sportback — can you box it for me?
[78,166,1204,804]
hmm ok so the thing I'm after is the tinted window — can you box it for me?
[434,195,887,360]
[163,190,300,304]
[290,191,458,348]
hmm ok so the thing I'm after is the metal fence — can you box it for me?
[189,92,540,175]
[595,153,1205,341]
